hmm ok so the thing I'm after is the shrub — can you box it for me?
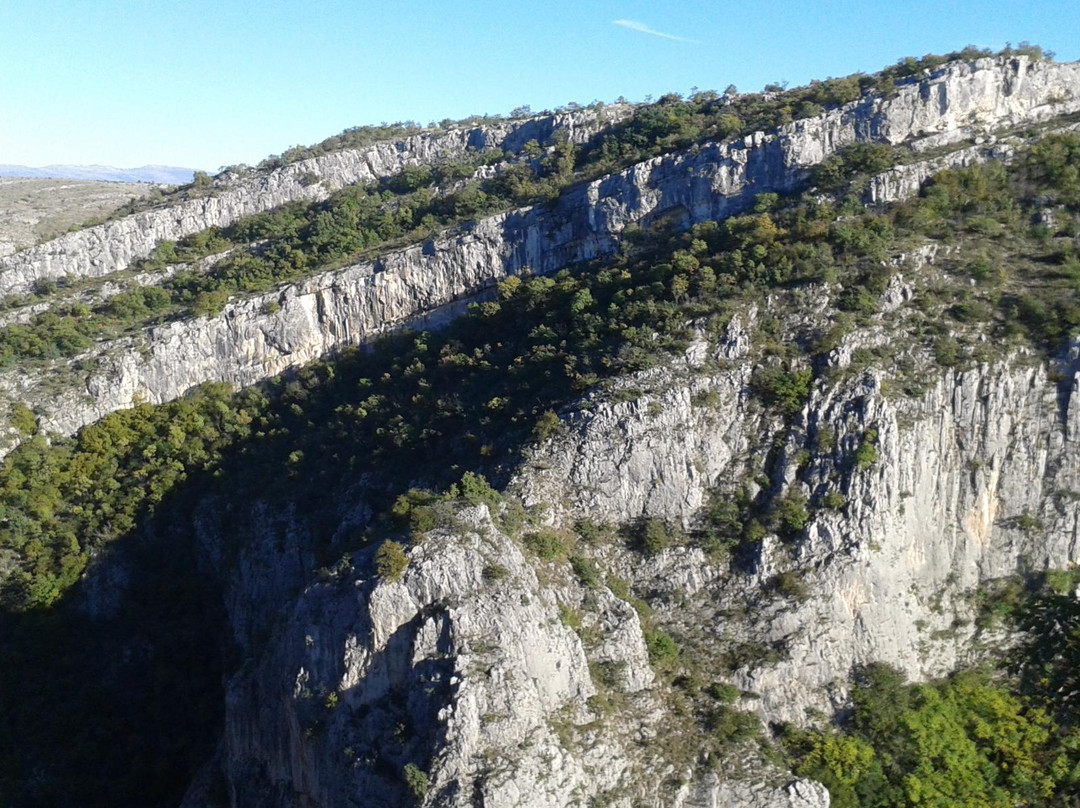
[771,570,810,602]
[816,426,836,453]
[691,389,722,408]
[533,409,561,441]
[855,429,879,469]
[637,518,675,556]
[721,640,789,671]
[375,540,409,582]
[742,518,766,544]
[750,366,813,416]
[558,604,582,630]
[9,403,36,436]
[710,705,762,745]
[569,554,601,588]
[934,336,960,366]
[402,763,429,799]
[644,628,680,672]
[1013,510,1045,534]
[575,518,613,544]
[523,530,568,561]
[774,492,810,537]
[812,143,899,191]
[606,574,631,600]
[709,682,741,705]
[822,490,847,510]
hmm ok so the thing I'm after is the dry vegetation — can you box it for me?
[0,177,151,256]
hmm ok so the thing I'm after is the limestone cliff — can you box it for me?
[10,53,1080,808]
[185,285,1080,807]
[4,55,1080,449]
[185,501,829,808]
[516,311,1080,725]
[0,106,628,298]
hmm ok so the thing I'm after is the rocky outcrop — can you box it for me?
[515,302,1080,725]
[188,504,664,808]
[866,119,1080,205]
[0,106,629,298]
[8,56,1080,447]
[182,498,831,808]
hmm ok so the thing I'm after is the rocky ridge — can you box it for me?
[516,309,1080,724]
[0,106,628,298]
[186,497,831,808]
[4,54,1080,449]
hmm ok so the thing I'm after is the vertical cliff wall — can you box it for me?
[5,55,1080,449]
[0,107,629,298]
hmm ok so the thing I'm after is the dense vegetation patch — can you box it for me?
[785,571,1080,808]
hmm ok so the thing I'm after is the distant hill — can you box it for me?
[0,164,196,184]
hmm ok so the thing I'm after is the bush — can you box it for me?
[606,574,631,600]
[774,492,810,538]
[569,554,600,588]
[523,530,568,561]
[751,366,813,416]
[709,682,741,705]
[822,490,847,510]
[9,403,36,436]
[459,471,500,508]
[575,518,613,545]
[375,540,409,582]
[855,429,879,469]
[637,518,678,556]
[402,763,429,799]
[710,704,762,745]
[644,628,680,671]
[771,570,810,602]
[533,409,561,441]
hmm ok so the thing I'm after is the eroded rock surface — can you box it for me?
[6,56,1080,448]
[0,107,629,297]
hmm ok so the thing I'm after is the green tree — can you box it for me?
[375,540,409,582]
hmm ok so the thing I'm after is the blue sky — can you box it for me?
[2,0,1078,171]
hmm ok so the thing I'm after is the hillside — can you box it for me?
[2,46,1080,808]
[0,177,152,257]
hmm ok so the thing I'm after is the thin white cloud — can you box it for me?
[612,19,699,44]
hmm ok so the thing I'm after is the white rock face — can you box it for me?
[184,501,828,808]
[0,107,629,298]
[677,775,830,808]
[197,505,664,808]
[6,56,1080,448]
[516,306,1080,726]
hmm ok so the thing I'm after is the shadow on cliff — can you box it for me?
[0,226,693,806]
[0,335,540,808]
[0,507,232,808]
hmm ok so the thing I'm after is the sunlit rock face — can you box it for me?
[6,55,1080,451]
